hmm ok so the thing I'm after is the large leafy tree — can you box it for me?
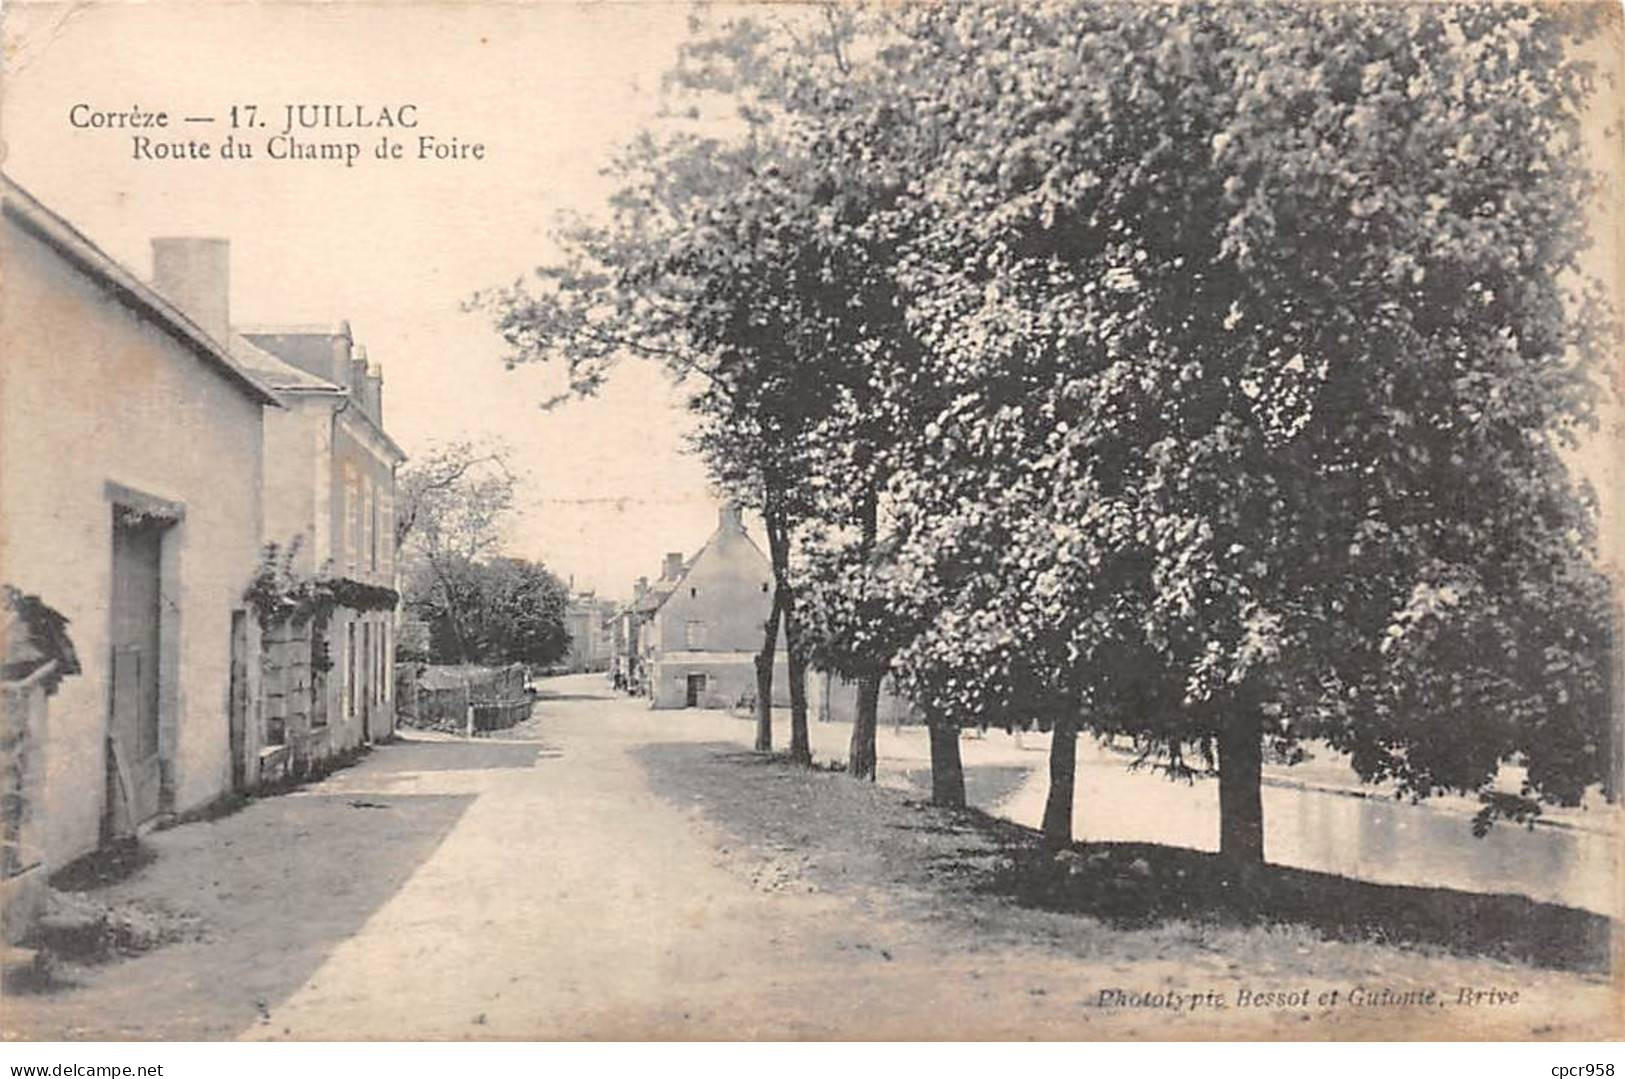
[682,6,974,786]
[480,39,830,762]
[481,8,908,766]
[395,439,517,665]
[408,556,570,668]
[477,557,572,669]
[875,0,1617,857]
[485,0,1617,856]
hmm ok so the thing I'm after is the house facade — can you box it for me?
[634,505,789,710]
[231,322,407,774]
[563,591,615,673]
[0,177,279,887]
[610,597,640,690]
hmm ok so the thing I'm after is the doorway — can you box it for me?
[108,514,165,833]
[361,621,372,744]
[685,673,706,708]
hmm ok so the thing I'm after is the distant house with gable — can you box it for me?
[625,505,789,710]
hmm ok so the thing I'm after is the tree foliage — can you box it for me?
[868,0,1617,849]
[482,0,1618,850]
[409,556,571,669]
[478,13,873,763]
[396,439,519,664]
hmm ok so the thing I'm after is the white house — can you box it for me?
[229,322,408,773]
[0,176,280,887]
[639,505,789,710]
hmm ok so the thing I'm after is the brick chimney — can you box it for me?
[365,361,384,426]
[718,502,743,532]
[634,577,648,602]
[331,321,354,385]
[349,345,368,400]
[151,237,230,344]
[662,552,683,580]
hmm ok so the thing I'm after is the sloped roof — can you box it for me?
[229,334,342,393]
[1,172,282,408]
[644,520,769,617]
[240,326,408,463]
[238,325,349,381]
[632,578,681,615]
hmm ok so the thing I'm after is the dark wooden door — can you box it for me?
[309,618,328,734]
[109,520,163,827]
[685,673,705,708]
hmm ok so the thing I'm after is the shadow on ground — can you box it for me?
[898,764,1033,813]
[530,692,617,704]
[640,741,1612,977]
[45,839,157,892]
[979,830,1612,973]
[5,743,480,1039]
[388,734,555,772]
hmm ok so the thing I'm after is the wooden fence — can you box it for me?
[395,663,532,735]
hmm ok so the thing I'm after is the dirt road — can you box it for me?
[4,674,1615,1040]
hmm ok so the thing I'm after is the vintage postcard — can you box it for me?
[0,0,1620,1045]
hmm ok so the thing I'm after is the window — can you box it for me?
[368,482,379,572]
[685,620,706,649]
[342,463,361,573]
[380,490,394,573]
[358,478,373,575]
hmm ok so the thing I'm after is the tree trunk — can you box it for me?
[1218,705,1265,864]
[1041,718,1078,846]
[754,588,783,753]
[785,603,811,766]
[848,672,881,781]
[431,561,471,665]
[765,505,812,764]
[846,484,882,781]
[927,717,965,808]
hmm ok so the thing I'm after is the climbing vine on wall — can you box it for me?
[243,540,399,630]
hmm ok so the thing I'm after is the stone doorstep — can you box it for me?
[257,744,291,786]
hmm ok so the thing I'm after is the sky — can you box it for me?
[4,2,1621,595]
[2,1,735,599]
